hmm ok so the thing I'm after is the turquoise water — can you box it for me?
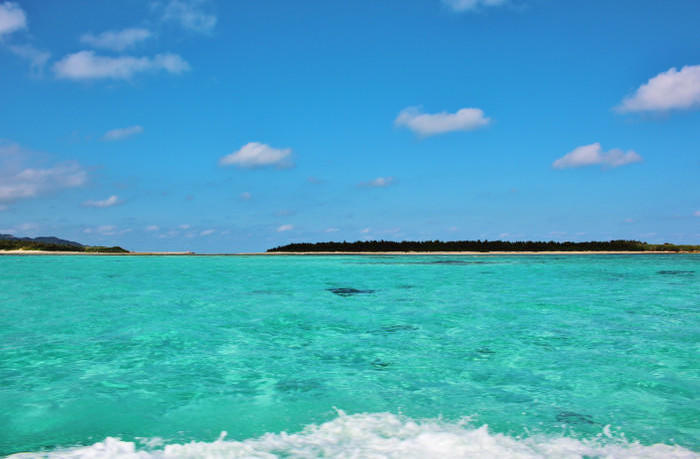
[0,254,698,457]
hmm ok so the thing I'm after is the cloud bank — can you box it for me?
[220,142,293,169]
[618,65,700,112]
[80,28,152,51]
[53,51,189,80]
[395,107,490,136]
[103,125,144,141]
[552,143,642,169]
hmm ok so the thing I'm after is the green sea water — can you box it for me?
[0,254,698,457]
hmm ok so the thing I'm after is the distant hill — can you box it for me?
[0,234,83,248]
[0,234,128,253]
[268,240,700,253]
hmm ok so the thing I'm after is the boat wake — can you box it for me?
[8,411,698,458]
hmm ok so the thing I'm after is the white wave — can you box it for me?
[8,411,698,459]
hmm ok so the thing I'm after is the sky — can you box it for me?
[0,0,699,253]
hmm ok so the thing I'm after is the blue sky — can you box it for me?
[1,0,698,252]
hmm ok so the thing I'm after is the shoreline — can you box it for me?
[1,250,697,256]
[0,250,194,256]
[240,250,698,255]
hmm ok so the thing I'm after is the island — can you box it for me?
[267,240,700,253]
[0,234,128,253]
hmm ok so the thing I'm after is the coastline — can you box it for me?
[242,250,697,255]
[0,250,194,256]
[1,250,696,256]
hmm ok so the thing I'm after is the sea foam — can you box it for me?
[8,411,698,459]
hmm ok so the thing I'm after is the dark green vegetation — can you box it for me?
[268,240,700,253]
[0,234,128,253]
[83,246,130,253]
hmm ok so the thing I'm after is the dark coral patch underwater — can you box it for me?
[327,287,376,297]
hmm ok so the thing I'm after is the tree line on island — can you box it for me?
[268,240,699,253]
[0,234,128,253]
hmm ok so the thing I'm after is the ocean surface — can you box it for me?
[0,254,698,458]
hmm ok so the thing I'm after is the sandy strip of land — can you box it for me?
[239,251,689,255]
[2,250,693,256]
[0,250,194,255]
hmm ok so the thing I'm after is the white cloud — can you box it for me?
[395,106,490,136]
[7,44,50,75]
[618,65,700,113]
[240,191,252,200]
[84,225,119,236]
[162,0,217,33]
[102,125,143,141]
[0,141,87,203]
[80,28,152,51]
[158,229,179,239]
[361,177,395,188]
[91,225,114,235]
[694,210,700,217]
[552,143,642,169]
[0,162,87,203]
[179,224,191,229]
[442,0,508,12]
[85,226,130,236]
[277,224,293,232]
[360,228,370,234]
[83,195,121,208]
[325,227,340,233]
[0,222,37,234]
[220,142,293,169]
[0,1,25,37]
[200,229,215,236]
[53,51,189,80]
[145,225,159,231]
[0,3,50,75]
